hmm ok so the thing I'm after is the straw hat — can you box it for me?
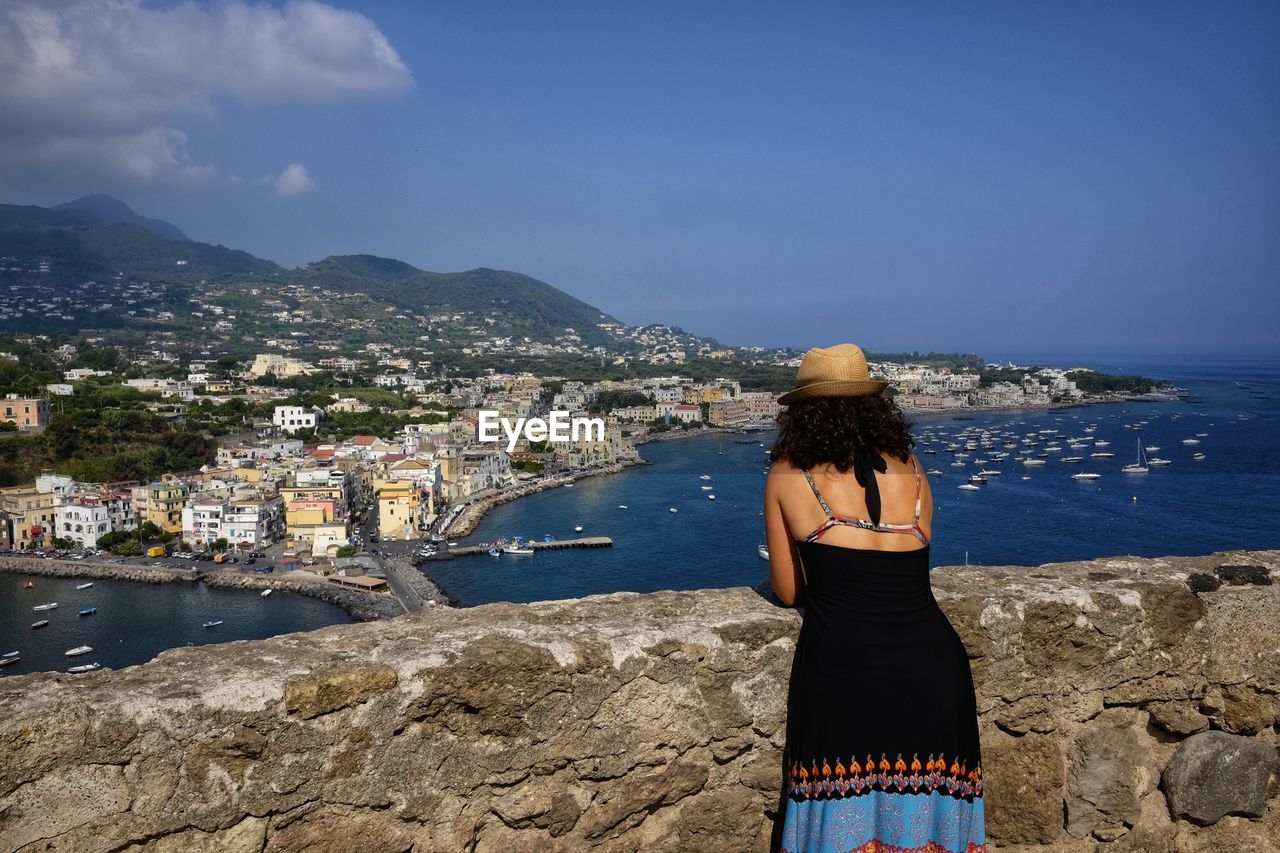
[777,343,888,405]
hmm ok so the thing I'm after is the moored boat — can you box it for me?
[65,645,93,657]
[203,620,223,628]
[67,662,101,673]
[76,582,94,590]
[32,602,57,611]
[79,607,97,616]
[31,620,48,629]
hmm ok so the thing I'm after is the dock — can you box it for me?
[450,536,614,557]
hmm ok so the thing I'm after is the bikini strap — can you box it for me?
[800,468,834,517]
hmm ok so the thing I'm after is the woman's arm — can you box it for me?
[764,466,805,607]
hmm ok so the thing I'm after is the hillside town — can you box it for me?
[0,336,1166,575]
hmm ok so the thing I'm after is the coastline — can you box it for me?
[0,556,393,622]
[444,456,647,538]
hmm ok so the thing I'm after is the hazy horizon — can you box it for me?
[1,1,1276,355]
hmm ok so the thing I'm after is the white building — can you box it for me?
[222,497,284,548]
[273,406,320,434]
[55,497,112,548]
[181,500,227,546]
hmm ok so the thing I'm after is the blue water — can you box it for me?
[431,355,1280,606]
[0,576,351,676]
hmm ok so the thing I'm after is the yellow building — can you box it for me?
[145,482,189,534]
[377,481,421,541]
[0,485,55,548]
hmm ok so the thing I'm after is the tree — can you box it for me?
[212,537,228,551]
[336,544,358,558]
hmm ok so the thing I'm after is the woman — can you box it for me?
[765,344,986,853]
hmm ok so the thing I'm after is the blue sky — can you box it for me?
[1,1,1277,354]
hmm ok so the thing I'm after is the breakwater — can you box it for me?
[0,556,394,622]
[2,549,1276,851]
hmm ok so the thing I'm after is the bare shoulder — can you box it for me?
[765,459,803,495]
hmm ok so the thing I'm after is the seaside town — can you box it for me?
[0,336,1171,605]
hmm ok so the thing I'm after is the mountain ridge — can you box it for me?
[54,194,188,241]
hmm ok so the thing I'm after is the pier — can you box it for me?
[449,536,614,557]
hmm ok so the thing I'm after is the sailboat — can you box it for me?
[1121,439,1149,473]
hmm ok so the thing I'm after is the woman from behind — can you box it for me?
[765,343,986,853]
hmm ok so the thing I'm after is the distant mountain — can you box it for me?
[54,194,187,241]
[0,200,279,286]
[293,256,619,346]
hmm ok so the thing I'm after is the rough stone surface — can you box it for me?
[1162,731,1280,826]
[0,549,1278,852]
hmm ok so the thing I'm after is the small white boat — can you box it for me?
[67,663,101,673]
[1144,446,1160,452]
[260,589,272,597]
[707,494,716,500]
[701,485,713,490]
[65,645,93,657]
[1072,472,1101,480]
[1193,452,1205,461]
[79,607,97,616]
[202,620,223,628]
[33,602,58,611]
[1091,452,1115,458]
[1020,476,1031,480]
[1022,459,1046,466]
[0,656,18,667]
[1,651,17,659]
[31,620,48,629]
[699,475,712,480]
[618,505,628,509]
[76,582,94,590]
[574,525,584,532]
[1148,457,1172,466]
[503,545,534,555]
[488,548,500,557]
[958,483,981,491]
[1094,440,1111,447]
[669,507,678,513]
[1182,438,1200,445]
[758,544,770,560]
[1195,432,1208,437]
[926,469,942,475]
[978,469,1001,476]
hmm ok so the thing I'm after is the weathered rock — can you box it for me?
[1065,708,1161,840]
[982,729,1065,844]
[1216,563,1272,585]
[284,662,399,719]
[1162,730,1280,826]
[0,549,1275,852]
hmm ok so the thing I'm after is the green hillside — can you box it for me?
[291,256,619,347]
[0,202,279,284]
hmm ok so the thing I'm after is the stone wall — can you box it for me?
[1,549,1277,852]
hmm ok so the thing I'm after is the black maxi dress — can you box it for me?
[779,457,986,853]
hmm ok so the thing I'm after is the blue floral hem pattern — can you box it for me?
[781,789,987,853]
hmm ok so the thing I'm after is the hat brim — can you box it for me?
[778,379,889,406]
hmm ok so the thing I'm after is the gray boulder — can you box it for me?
[1161,730,1279,826]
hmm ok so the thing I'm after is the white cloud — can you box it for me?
[0,0,412,190]
[275,162,315,197]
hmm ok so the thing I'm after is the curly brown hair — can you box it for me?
[769,395,915,472]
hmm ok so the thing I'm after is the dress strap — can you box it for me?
[910,455,923,522]
[800,468,834,517]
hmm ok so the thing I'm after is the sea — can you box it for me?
[429,352,1280,607]
[0,576,350,676]
[1,352,1276,674]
